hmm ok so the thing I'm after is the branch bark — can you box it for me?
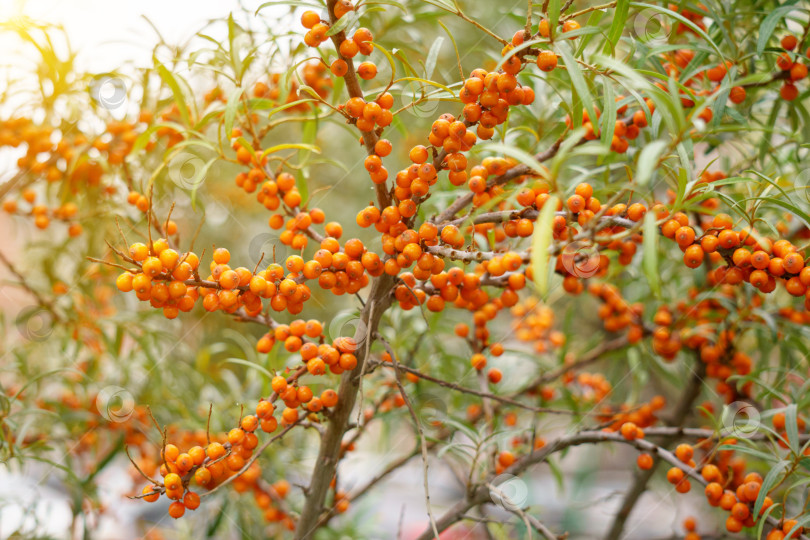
[415,418,809,540]
[293,274,396,539]
[323,0,390,209]
[603,358,706,540]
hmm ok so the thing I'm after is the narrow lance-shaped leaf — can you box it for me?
[531,196,559,297]
[326,10,359,36]
[756,5,799,55]
[556,41,597,136]
[424,37,444,81]
[224,86,244,137]
[603,0,630,54]
[753,460,789,518]
[642,211,661,298]
[155,62,191,126]
[786,403,800,454]
[636,140,667,186]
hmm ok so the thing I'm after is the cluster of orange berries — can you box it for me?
[650,293,758,399]
[257,319,361,381]
[704,421,809,538]
[330,27,376,79]
[115,228,396,317]
[301,4,380,84]
[253,62,333,110]
[199,249,310,315]
[775,34,810,101]
[660,48,731,112]
[588,282,645,343]
[342,90,394,144]
[632,419,809,537]
[560,371,611,403]
[668,3,707,34]
[456,68,535,142]
[0,116,128,232]
[2,192,83,234]
[132,349,349,523]
[139,421,292,525]
[510,299,565,353]
[115,239,202,318]
[702,457,773,534]
[261,374,339,426]
[236,160,300,208]
[663,211,810,304]
[601,396,665,434]
[455,156,516,209]
[564,102,639,153]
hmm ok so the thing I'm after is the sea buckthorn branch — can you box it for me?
[367,355,577,415]
[30,0,810,535]
[294,273,396,539]
[485,481,560,540]
[323,0,390,209]
[605,358,706,540]
[313,435,448,532]
[416,425,810,540]
[561,1,618,23]
[444,208,638,229]
[199,421,298,498]
[512,334,632,393]
[0,250,63,323]
[431,137,565,225]
[375,332,441,539]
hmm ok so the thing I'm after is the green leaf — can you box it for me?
[786,403,800,454]
[220,358,275,380]
[530,195,559,296]
[750,196,810,228]
[475,142,547,176]
[785,513,810,540]
[264,98,319,118]
[717,444,776,462]
[642,211,661,298]
[604,0,630,54]
[424,37,445,81]
[600,79,616,150]
[395,77,456,97]
[629,2,725,60]
[156,62,191,125]
[206,499,230,536]
[636,140,667,186]
[260,143,321,160]
[556,42,597,136]
[548,0,561,38]
[224,86,244,136]
[755,501,782,540]
[753,460,789,518]
[756,5,801,56]
[326,10,359,36]
[190,157,218,210]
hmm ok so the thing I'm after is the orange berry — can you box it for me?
[684,245,705,268]
[300,10,320,29]
[183,491,200,510]
[637,453,653,470]
[168,501,185,519]
[620,422,638,440]
[228,428,245,445]
[666,467,684,485]
[536,50,557,72]
[674,443,693,463]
